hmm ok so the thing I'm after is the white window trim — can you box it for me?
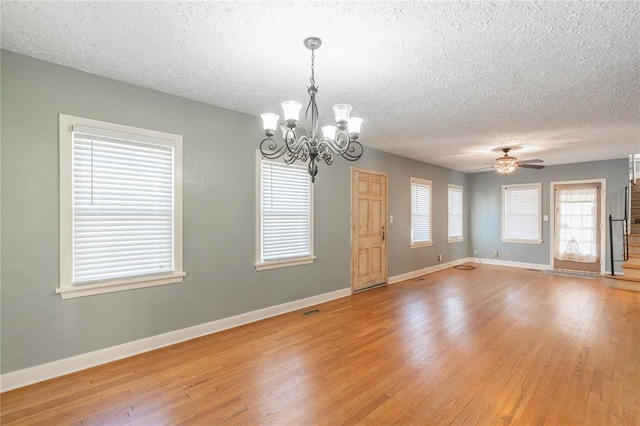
[58,114,185,299]
[254,152,315,271]
[501,182,543,244]
[410,177,433,248]
[448,184,464,243]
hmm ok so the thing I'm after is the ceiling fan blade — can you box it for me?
[517,163,545,169]
[518,159,544,163]
[467,166,495,172]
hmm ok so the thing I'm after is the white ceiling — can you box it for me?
[2,1,639,172]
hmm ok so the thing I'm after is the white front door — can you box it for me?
[552,182,602,273]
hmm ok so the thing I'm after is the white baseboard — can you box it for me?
[388,258,473,284]
[477,258,551,271]
[0,287,351,392]
[388,257,552,286]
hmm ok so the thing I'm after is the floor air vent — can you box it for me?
[302,309,320,316]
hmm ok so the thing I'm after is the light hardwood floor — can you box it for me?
[2,265,639,425]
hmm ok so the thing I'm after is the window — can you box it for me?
[448,184,463,242]
[58,114,184,299]
[502,183,542,243]
[255,156,314,270]
[410,178,432,247]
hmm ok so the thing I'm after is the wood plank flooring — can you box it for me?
[2,265,639,425]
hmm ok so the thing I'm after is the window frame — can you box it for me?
[501,182,543,244]
[410,177,433,248]
[58,114,185,299]
[448,184,464,243]
[255,153,315,271]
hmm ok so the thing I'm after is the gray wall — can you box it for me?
[469,159,629,271]
[1,50,470,373]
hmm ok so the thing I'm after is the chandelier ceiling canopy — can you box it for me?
[259,37,363,182]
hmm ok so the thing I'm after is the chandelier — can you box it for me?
[259,37,363,182]
[495,151,517,175]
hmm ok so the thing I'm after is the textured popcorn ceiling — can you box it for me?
[2,1,639,172]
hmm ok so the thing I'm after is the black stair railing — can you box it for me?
[609,185,629,276]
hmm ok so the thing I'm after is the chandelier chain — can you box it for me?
[309,48,316,86]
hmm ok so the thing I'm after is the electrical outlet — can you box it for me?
[437,254,442,262]
[493,250,499,257]
[390,215,393,223]
[505,251,509,257]
[474,249,478,255]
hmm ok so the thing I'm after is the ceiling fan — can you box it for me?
[476,147,545,175]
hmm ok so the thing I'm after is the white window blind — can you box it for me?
[71,126,176,284]
[448,184,463,241]
[502,183,541,242]
[260,160,312,263]
[411,178,432,245]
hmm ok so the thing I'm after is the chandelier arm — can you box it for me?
[341,140,364,161]
[318,132,351,155]
[261,134,311,164]
[283,128,297,152]
[295,142,310,162]
[285,147,309,164]
[283,151,297,164]
[317,138,346,156]
[334,130,351,151]
[284,141,310,164]
[316,143,334,165]
[284,131,310,157]
[302,144,310,162]
[259,137,289,159]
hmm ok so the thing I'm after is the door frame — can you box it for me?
[350,167,389,293]
[549,178,606,274]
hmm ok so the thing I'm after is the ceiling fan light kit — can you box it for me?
[491,147,546,175]
[495,149,518,175]
[259,36,364,182]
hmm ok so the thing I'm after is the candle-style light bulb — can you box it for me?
[261,113,279,137]
[333,104,352,130]
[348,117,363,138]
[281,101,302,128]
[322,125,337,139]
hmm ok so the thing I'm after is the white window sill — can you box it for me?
[255,256,316,271]
[410,241,433,248]
[56,272,186,299]
[501,238,543,245]
[448,237,464,243]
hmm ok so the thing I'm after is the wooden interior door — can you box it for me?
[552,182,602,273]
[351,168,388,292]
